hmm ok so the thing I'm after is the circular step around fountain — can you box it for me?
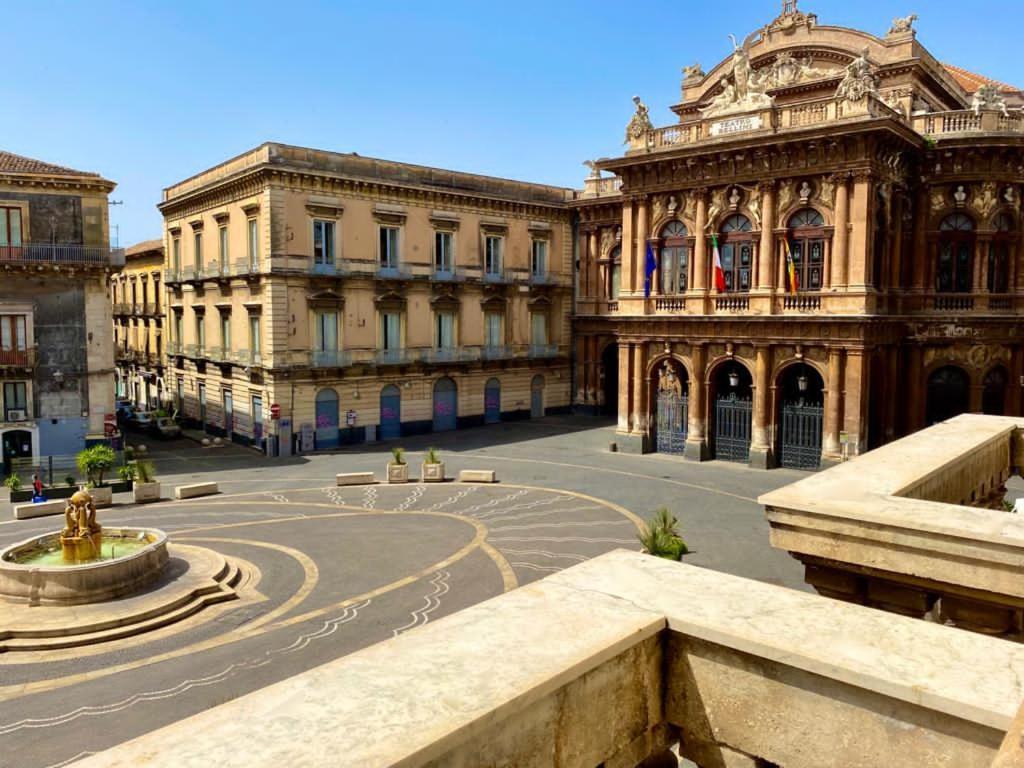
[0,544,251,653]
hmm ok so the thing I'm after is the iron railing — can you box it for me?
[233,349,263,367]
[0,347,35,367]
[311,350,351,367]
[481,345,513,361]
[528,344,560,358]
[0,243,124,266]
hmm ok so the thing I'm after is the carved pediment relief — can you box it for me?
[759,52,840,89]
[307,289,345,309]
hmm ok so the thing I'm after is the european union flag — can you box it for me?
[643,243,658,298]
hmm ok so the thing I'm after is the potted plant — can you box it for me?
[421,447,445,483]
[76,445,117,506]
[637,507,689,562]
[133,460,161,503]
[387,447,408,484]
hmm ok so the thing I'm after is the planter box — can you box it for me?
[421,462,445,483]
[387,463,409,483]
[90,486,114,507]
[11,485,81,502]
[134,481,161,504]
[110,479,134,494]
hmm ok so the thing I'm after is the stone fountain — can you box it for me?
[0,489,169,604]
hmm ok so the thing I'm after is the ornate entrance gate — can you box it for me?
[714,395,752,463]
[654,361,687,455]
[779,401,823,469]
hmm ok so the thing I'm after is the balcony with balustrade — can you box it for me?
[0,243,124,269]
[0,346,36,371]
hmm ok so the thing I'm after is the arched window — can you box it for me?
[609,245,622,300]
[988,213,1015,294]
[658,221,688,295]
[719,214,753,293]
[786,208,826,292]
[937,213,975,294]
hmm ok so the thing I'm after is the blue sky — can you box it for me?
[4,0,1019,245]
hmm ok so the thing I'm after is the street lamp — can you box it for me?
[53,370,64,387]
[797,372,809,393]
[728,370,740,389]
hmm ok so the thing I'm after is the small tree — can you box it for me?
[390,447,406,465]
[637,507,688,561]
[76,445,117,488]
[425,447,441,465]
[4,473,21,492]
[136,460,157,484]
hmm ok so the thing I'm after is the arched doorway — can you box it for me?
[433,377,457,432]
[711,361,752,463]
[380,384,401,440]
[777,363,825,470]
[484,378,501,424]
[652,359,688,455]
[1,429,32,478]
[926,366,969,425]
[315,388,340,449]
[600,342,619,419]
[983,366,1008,416]
[530,375,545,418]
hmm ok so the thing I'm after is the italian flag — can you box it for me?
[711,232,727,292]
[784,239,799,293]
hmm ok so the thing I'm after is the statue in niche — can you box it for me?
[888,14,917,35]
[953,185,968,207]
[729,187,742,209]
[1004,186,1018,205]
[817,178,835,209]
[625,95,654,144]
[799,181,813,201]
[658,362,683,397]
[972,183,1000,220]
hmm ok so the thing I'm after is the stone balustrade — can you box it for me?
[761,414,1024,636]
[74,549,1024,768]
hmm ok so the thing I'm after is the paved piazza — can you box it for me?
[0,416,806,767]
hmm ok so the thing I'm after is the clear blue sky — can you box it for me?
[4,0,1019,246]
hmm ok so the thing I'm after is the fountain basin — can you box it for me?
[0,528,169,605]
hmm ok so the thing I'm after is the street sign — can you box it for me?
[269,403,281,420]
[839,430,848,446]
[346,409,357,427]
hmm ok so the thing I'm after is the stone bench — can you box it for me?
[458,470,497,483]
[13,499,67,520]
[336,472,376,486]
[174,482,219,500]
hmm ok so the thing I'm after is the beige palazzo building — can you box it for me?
[112,240,165,409]
[158,143,573,453]
[573,2,1024,469]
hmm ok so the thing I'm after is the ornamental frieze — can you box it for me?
[923,344,1010,371]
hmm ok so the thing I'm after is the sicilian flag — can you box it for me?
[711,232,727,292]
[643,242,657,298]
[784,239,799,293]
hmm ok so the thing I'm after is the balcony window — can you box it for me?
[194,232,203,269]
[381,312,401,351]
[380,227,400,269]
[937,213,975,294]
[247,218,259,268]
[989,213,1015,293]
[484,312,503,348]
[219,225,229,269]
[530,312,548,346]
[434,231,453,273]
[436,311,455,349]
[316,312,338,353]
[531,240,547,278]
[221,314,231,349]
[195,316,206,353]
[0,315,27,359]
[786,208,826,292]
[3,381,27,421]
[485,236,502,277]
[174,314,183,348]
[609,246,622,299]
[172,237,181,272]
[249,315,261,355]
[0,207,23,248]
[658,221,688,295]
[719,214,753,293]
[313,220,336,266]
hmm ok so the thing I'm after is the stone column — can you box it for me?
[574,335,587,409]
[635,197,649,296]
[580,228,592,298]
[846,172,871,290]
[617,343,632,434]
[621,199,635,295]
[749,345,773,469]
[884,346,898,444]
[631,343,649,452]
[906,345,925,434]
[911,186,928,291]
[888,193,905,290]
[757,182,776,291]
[822,347,844,460]
[843,349,867,456]
[969,381,984,413]
[684,344,709,461]
[692,191,708,292]
[831,174,850,289]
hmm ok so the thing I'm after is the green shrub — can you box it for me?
[76,445,117,487]
[65,475,76,487]
[4,474,21,492]
[425,447,441,464]
[390,447,406,465]
[637,507,688,561]
[136,460,156,484]
[118,464,137,483]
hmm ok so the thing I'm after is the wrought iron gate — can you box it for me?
[779,401,823,470]
[714,395,752,463]
[655,393,688,455]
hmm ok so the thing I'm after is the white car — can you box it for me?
[151,417,182,439]
[128,409,155,429]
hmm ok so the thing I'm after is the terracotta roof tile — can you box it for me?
[0,150,99,177]
[943,63,1019,94]
[125,239,164,257]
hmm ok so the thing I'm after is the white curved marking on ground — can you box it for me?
[0,600,372,735]
[468,493,572,520]
[396,484,426,511]
[392,570,451,637]
[487,536,638,545]
[509,561,564,574]
[455,488,529,516]
[475,506,604,524]
[361,485,378,510]
[425,485,477,511]
[497,549,588,563]
[43,750,96,768]
[488,520,634,533]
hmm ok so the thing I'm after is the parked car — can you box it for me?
[128,409,155,430]
[151,417,182,439]
[115,400,134,425]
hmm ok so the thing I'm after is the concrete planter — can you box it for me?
[421,462,445,483]
[89,486,113,508]
[387,463,409,483]
[134,481,161,504]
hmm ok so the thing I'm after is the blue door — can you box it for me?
[380,385,401,440]
[484,378,501,424]
[433,377,457,432]
[315,388,340,449]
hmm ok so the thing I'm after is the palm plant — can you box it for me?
[136,460,156,484]
[637,507,689,561]
[390,447,406,465]
[425,447,441,465]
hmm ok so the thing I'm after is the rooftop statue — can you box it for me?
[835,48,879,103]
[682,63,705,81]
[699,33,774,118]
[888,14,917,35]
[971,84,1010,117]
[624,95,654,144]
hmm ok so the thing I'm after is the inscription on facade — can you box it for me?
[709,115,762,136]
